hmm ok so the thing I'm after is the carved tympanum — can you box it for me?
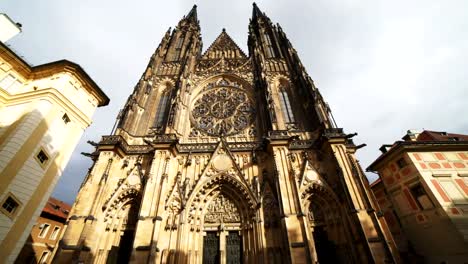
[204,193,241,223]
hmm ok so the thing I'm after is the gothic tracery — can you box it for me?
[56,4,397,264]
[191,84,255,136]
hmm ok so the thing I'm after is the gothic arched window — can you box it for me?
[173,34,185,61]
[279,86,295,124]
[153,90,171,127]
[264,33,275,58]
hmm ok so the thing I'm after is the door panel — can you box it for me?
[226,231,242,264]
[203,232,220,264]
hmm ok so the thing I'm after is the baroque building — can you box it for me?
[368,130,468,263]
[56,4,398,264]
[0,39,109,263]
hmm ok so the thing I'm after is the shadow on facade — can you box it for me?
[411,197,468,264]
[0,108,65,263]
[14,234,39,263]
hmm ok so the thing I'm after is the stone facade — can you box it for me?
[0,41,109,263]
[55,4,398,264]
[368,130,468,263]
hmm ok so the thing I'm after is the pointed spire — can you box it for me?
[186,4,198,23]
[252,2,262,19]
[251,2,272,25]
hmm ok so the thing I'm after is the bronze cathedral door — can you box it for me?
[203,232,220,264]
[202,231,242,264]
[226,231,242,264]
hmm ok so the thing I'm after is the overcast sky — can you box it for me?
[2,0,467,205]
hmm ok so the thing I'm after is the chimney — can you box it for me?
[402,129,421,142]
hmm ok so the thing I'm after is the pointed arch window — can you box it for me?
[176,35,185,49]
[279,86,295,123]
[153,90,171,127]
[264,33,275,58]
[173,34,185,61]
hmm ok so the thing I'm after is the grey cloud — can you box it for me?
[1,0,467,203]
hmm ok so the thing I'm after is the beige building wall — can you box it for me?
[0,42,109,263]
[370,141,468,263]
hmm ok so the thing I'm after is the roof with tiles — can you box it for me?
[368,130,468,171]
[414,130,468,142]
[42,197,71,221]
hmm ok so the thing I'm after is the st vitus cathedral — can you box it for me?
[55,4,399,264]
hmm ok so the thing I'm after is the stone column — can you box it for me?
[269,143,309,264]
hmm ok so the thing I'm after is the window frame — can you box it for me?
[0,193,21,219]
[49,226,61,240]
[38,223,51,238]
[264,33,276,58]
[0,73,23,92]
[172,34,185,61]
[396,157,408,169]
[35,148,50,168]
[409,183,434,210]
[38,250,50,264]
[153,90,171,128]
[278,87,295,124]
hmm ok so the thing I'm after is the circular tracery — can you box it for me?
[192,86,255,136]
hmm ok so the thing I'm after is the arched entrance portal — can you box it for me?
[202,192,242,264]
[302,183,354,263]
[184,174,257,264]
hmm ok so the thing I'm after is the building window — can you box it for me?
[50,226,61,240]
[0,194,21,218]
[176,35,184,49]
[264,33,276,58]
[279,88,295,123]
[35,149,50,166]
[38,251,49,264]
[410,183,434,210]
[153,92,170,127]
[172,35,185,61]
[62,113,71,124]
[39,223,51,238]
[0,73,23,92]
[396,157,407,169]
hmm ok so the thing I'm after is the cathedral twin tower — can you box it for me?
[55,4,398,264]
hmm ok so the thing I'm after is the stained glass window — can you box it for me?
[154,92,170,127]
[279,87,294,123]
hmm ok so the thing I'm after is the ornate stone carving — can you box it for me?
[191,85,255,136]
[204,193,241,223]
[211,154,233,172]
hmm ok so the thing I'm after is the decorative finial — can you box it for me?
[222,28,226,32]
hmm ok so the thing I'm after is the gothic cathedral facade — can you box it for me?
[55,5,398,264]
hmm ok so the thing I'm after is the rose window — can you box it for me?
[192,87,255,136]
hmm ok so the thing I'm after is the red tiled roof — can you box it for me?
[367,130,468,171]
[416,130,468,142]
[42,197,71,220]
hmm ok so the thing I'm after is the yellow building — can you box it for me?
[15,197,71,264]
[0,41,109,263]
[54,5,398,264]
[368,130,468,263]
